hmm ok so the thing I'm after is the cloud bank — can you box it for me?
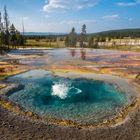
[43,0,99,12]
[103,14,119,20]
[117,0,140,7]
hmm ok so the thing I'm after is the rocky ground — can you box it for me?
[1,105,140,140]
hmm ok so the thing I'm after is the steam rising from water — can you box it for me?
[51,81,82,99]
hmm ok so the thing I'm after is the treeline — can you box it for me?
[66,27,140,48]
[0,6,25,54]
[91,28,140,39]
[24,35,65,42]
[24,27,140,48]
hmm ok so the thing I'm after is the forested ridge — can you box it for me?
[90,28,140,38]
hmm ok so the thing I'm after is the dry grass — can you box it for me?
[100,45,140,52]
[23,39,65,48]
[15,39,140,52]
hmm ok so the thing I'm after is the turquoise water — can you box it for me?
[7,70,128,125]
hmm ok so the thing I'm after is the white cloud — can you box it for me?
[103,14,119,20]
[117,0,140,7]
[117,2,136,7]
[43,0,99,12]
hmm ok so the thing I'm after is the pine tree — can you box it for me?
[0,12,2,31]
[68,27,77,47]
[3,6,10,48]
[9,24,16,35]
[80,24,87,48]
[3,6,9,31]
[82,24,86,35]
[9,24,17,48]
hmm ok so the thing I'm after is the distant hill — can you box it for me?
[90,28,140,38]
[23,32,67,36]
[24,28,140,38]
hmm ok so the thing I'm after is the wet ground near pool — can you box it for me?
[7,49,140,77]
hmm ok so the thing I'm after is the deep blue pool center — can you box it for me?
[7,70,128,125]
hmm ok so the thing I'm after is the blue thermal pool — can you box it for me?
[7,70,128,125]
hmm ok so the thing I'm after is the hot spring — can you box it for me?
[7,69,128,125]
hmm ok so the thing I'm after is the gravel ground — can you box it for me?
[0,106,140,140]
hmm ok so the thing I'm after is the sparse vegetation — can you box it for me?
[0,6,25,54]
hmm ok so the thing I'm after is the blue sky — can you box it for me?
[0,0,140,33]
